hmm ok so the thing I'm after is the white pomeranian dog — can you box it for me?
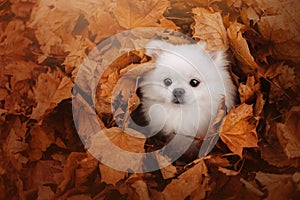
[138,40,236,159]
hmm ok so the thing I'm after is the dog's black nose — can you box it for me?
[173,88,185,98]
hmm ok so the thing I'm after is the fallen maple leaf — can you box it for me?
[192,7,228,50]
[162,159,210,200]
[113,0,171,29]
[220,103,258,157]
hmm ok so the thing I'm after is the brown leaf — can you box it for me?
[227,22,261,74]
[3,118,28,170]
[277,106,300,158]
[31,71,72,120]
[163,159,210,200]
[32,160,62,188]
[57,152,87,193]
[255,172,296,200]
[31,72,60,120]
[4,61,36,88]
[220,104,258,157]
[259,121,297,168]
[240,6,260,27]
[37,186,55,200]
[192,7,228,50]
[113,0,171,29]
[75,154,98,186]
[52,76,73,105]
[257,0,300,63]
[0,20,32,59]
[253,92,265,116]
[29,126,54,152]
[264,63,298,103]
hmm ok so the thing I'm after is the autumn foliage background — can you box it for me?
[1,0,300,199]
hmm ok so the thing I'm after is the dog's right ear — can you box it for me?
[145,40,171,59]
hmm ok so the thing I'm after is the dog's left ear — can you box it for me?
[145,40,171,59]
[197,41,228,67]
[209,50,228,67]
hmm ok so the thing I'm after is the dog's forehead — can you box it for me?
[157,52,205,78]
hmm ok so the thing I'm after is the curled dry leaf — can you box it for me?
[220,103,258,157]
[192,7,228,50]
[277,106,300,158]
[227,22,260,74]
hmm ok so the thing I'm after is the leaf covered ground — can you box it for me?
[0,0,300,199]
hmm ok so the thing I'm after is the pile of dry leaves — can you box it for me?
[1,0,300,199]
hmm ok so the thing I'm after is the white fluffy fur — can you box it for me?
[140,40,236,139]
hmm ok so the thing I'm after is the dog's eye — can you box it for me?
[164,78,172,86]
[190,79,200,87]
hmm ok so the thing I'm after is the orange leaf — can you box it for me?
[220,104,258,157]
[113,0,171,29]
